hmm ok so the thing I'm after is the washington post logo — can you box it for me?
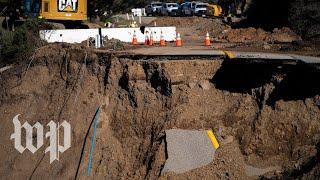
[10,114,71,164]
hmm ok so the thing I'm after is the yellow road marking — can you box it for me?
[207,130,220,150]
[224,51,236,59]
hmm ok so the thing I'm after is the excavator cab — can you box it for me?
[39,0,87,21]
[24,0,41,18]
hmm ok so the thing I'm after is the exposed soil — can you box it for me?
[148,17,320,57]
[149,17,302,44]
[219,27,302,43]
[0,43,319,179]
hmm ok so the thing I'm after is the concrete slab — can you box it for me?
[162,129,217,174]
[245,164,281,177]
[225,51,296,60]
[290,55,320,64]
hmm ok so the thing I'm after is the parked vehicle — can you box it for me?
[145,2,163,16]
[160,3,180,16]
[192,3,208,16]
[181,2,193,16]
[190,1,199,10]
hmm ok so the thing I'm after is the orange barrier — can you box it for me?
[176,33,182,47]
[205,32,211,46]
[132,30,138,45]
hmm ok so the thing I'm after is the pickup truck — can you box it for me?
[193,3,208,16]
[145,2,163,16]
[160,3,180,16]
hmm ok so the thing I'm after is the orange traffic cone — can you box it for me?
[160,31,166,46]
[132,30,138,45]
[176,33,182,47]
[205,32,211,46]
[144,32,149,45]
[149,32,154,46]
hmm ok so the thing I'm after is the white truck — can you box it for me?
[145,2,163,16]
[160,3,180,16]
[192,3,208,16]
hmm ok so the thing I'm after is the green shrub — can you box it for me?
[0,19,46,65]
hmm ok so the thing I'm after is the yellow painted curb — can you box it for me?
[207,130,220,150]
[224,51,236,59]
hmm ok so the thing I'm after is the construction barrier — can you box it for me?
[204,32,211,46]
[39,27,176,44]
[131,30,138,45]
[176,33,182,47]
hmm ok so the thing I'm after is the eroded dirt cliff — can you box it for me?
[0,44,319,179]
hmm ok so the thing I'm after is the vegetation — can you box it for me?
[0,19,46,64]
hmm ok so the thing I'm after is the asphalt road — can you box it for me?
[129,46,320,68]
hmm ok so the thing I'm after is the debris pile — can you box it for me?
[220,27,302,43]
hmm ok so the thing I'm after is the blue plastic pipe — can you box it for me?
[86,106,101,176]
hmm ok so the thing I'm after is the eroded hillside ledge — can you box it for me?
[0,44,319,179]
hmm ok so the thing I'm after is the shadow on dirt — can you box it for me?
[266,64,320,106]
[211,61,320,107]
[211,60,280,94]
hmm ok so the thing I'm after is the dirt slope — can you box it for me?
[0,43,320,179]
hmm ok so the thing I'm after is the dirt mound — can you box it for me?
[220,27,302,43]
[271,27,303,43]
[0,44,320,179]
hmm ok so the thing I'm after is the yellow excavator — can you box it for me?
[39,0,87,22]
[3,0,88,29]
[206,4,223,17]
